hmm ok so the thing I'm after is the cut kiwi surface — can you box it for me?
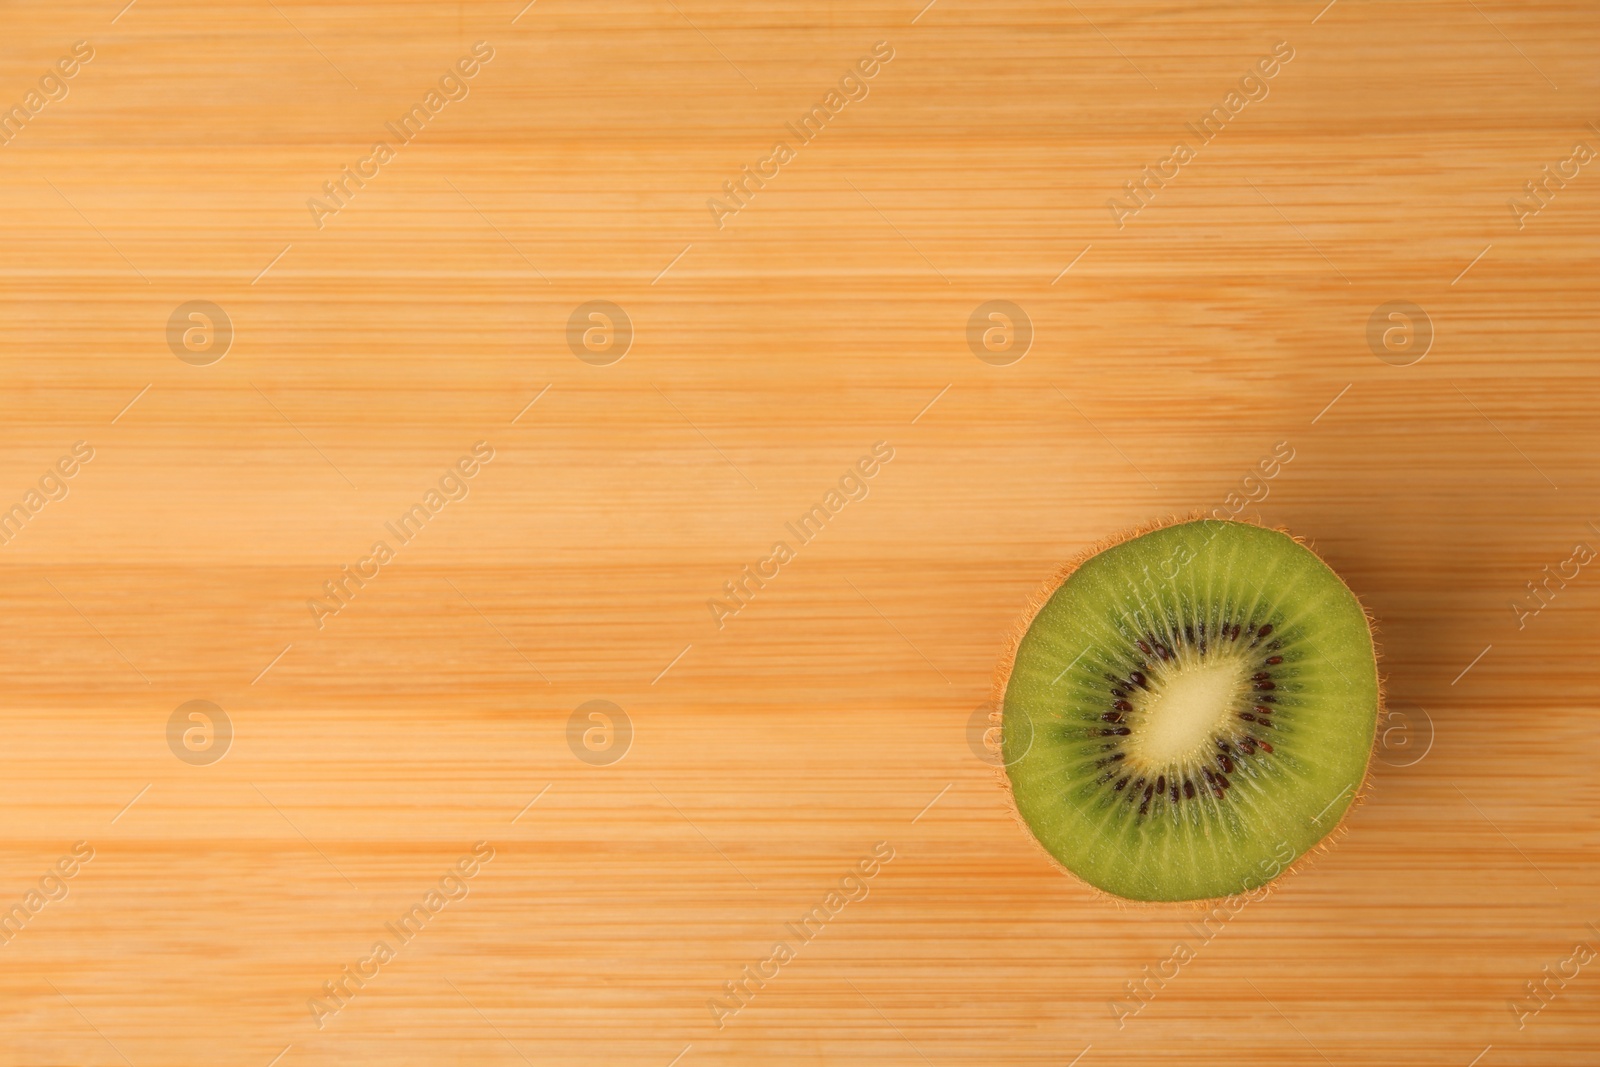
[1001,520,1378,902]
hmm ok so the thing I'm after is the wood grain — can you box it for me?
[0,1,1596,1064]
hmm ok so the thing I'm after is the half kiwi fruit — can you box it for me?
[1001,519,1378,902]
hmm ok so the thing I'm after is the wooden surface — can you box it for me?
[0,1,1596,1064]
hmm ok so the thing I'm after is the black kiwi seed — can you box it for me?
[1183,779,1195,799]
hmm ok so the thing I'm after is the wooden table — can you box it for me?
[0,1,1595,1063]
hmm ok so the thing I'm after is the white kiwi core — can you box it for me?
[1125,656,1249,769]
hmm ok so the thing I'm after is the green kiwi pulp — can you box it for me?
[1001,520,1378,902]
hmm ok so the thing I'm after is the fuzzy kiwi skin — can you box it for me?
[994,517,1381,904]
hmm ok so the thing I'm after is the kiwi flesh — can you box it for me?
[1001,519,1378,902]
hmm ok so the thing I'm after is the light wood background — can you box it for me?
[0,1,1596,1064]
